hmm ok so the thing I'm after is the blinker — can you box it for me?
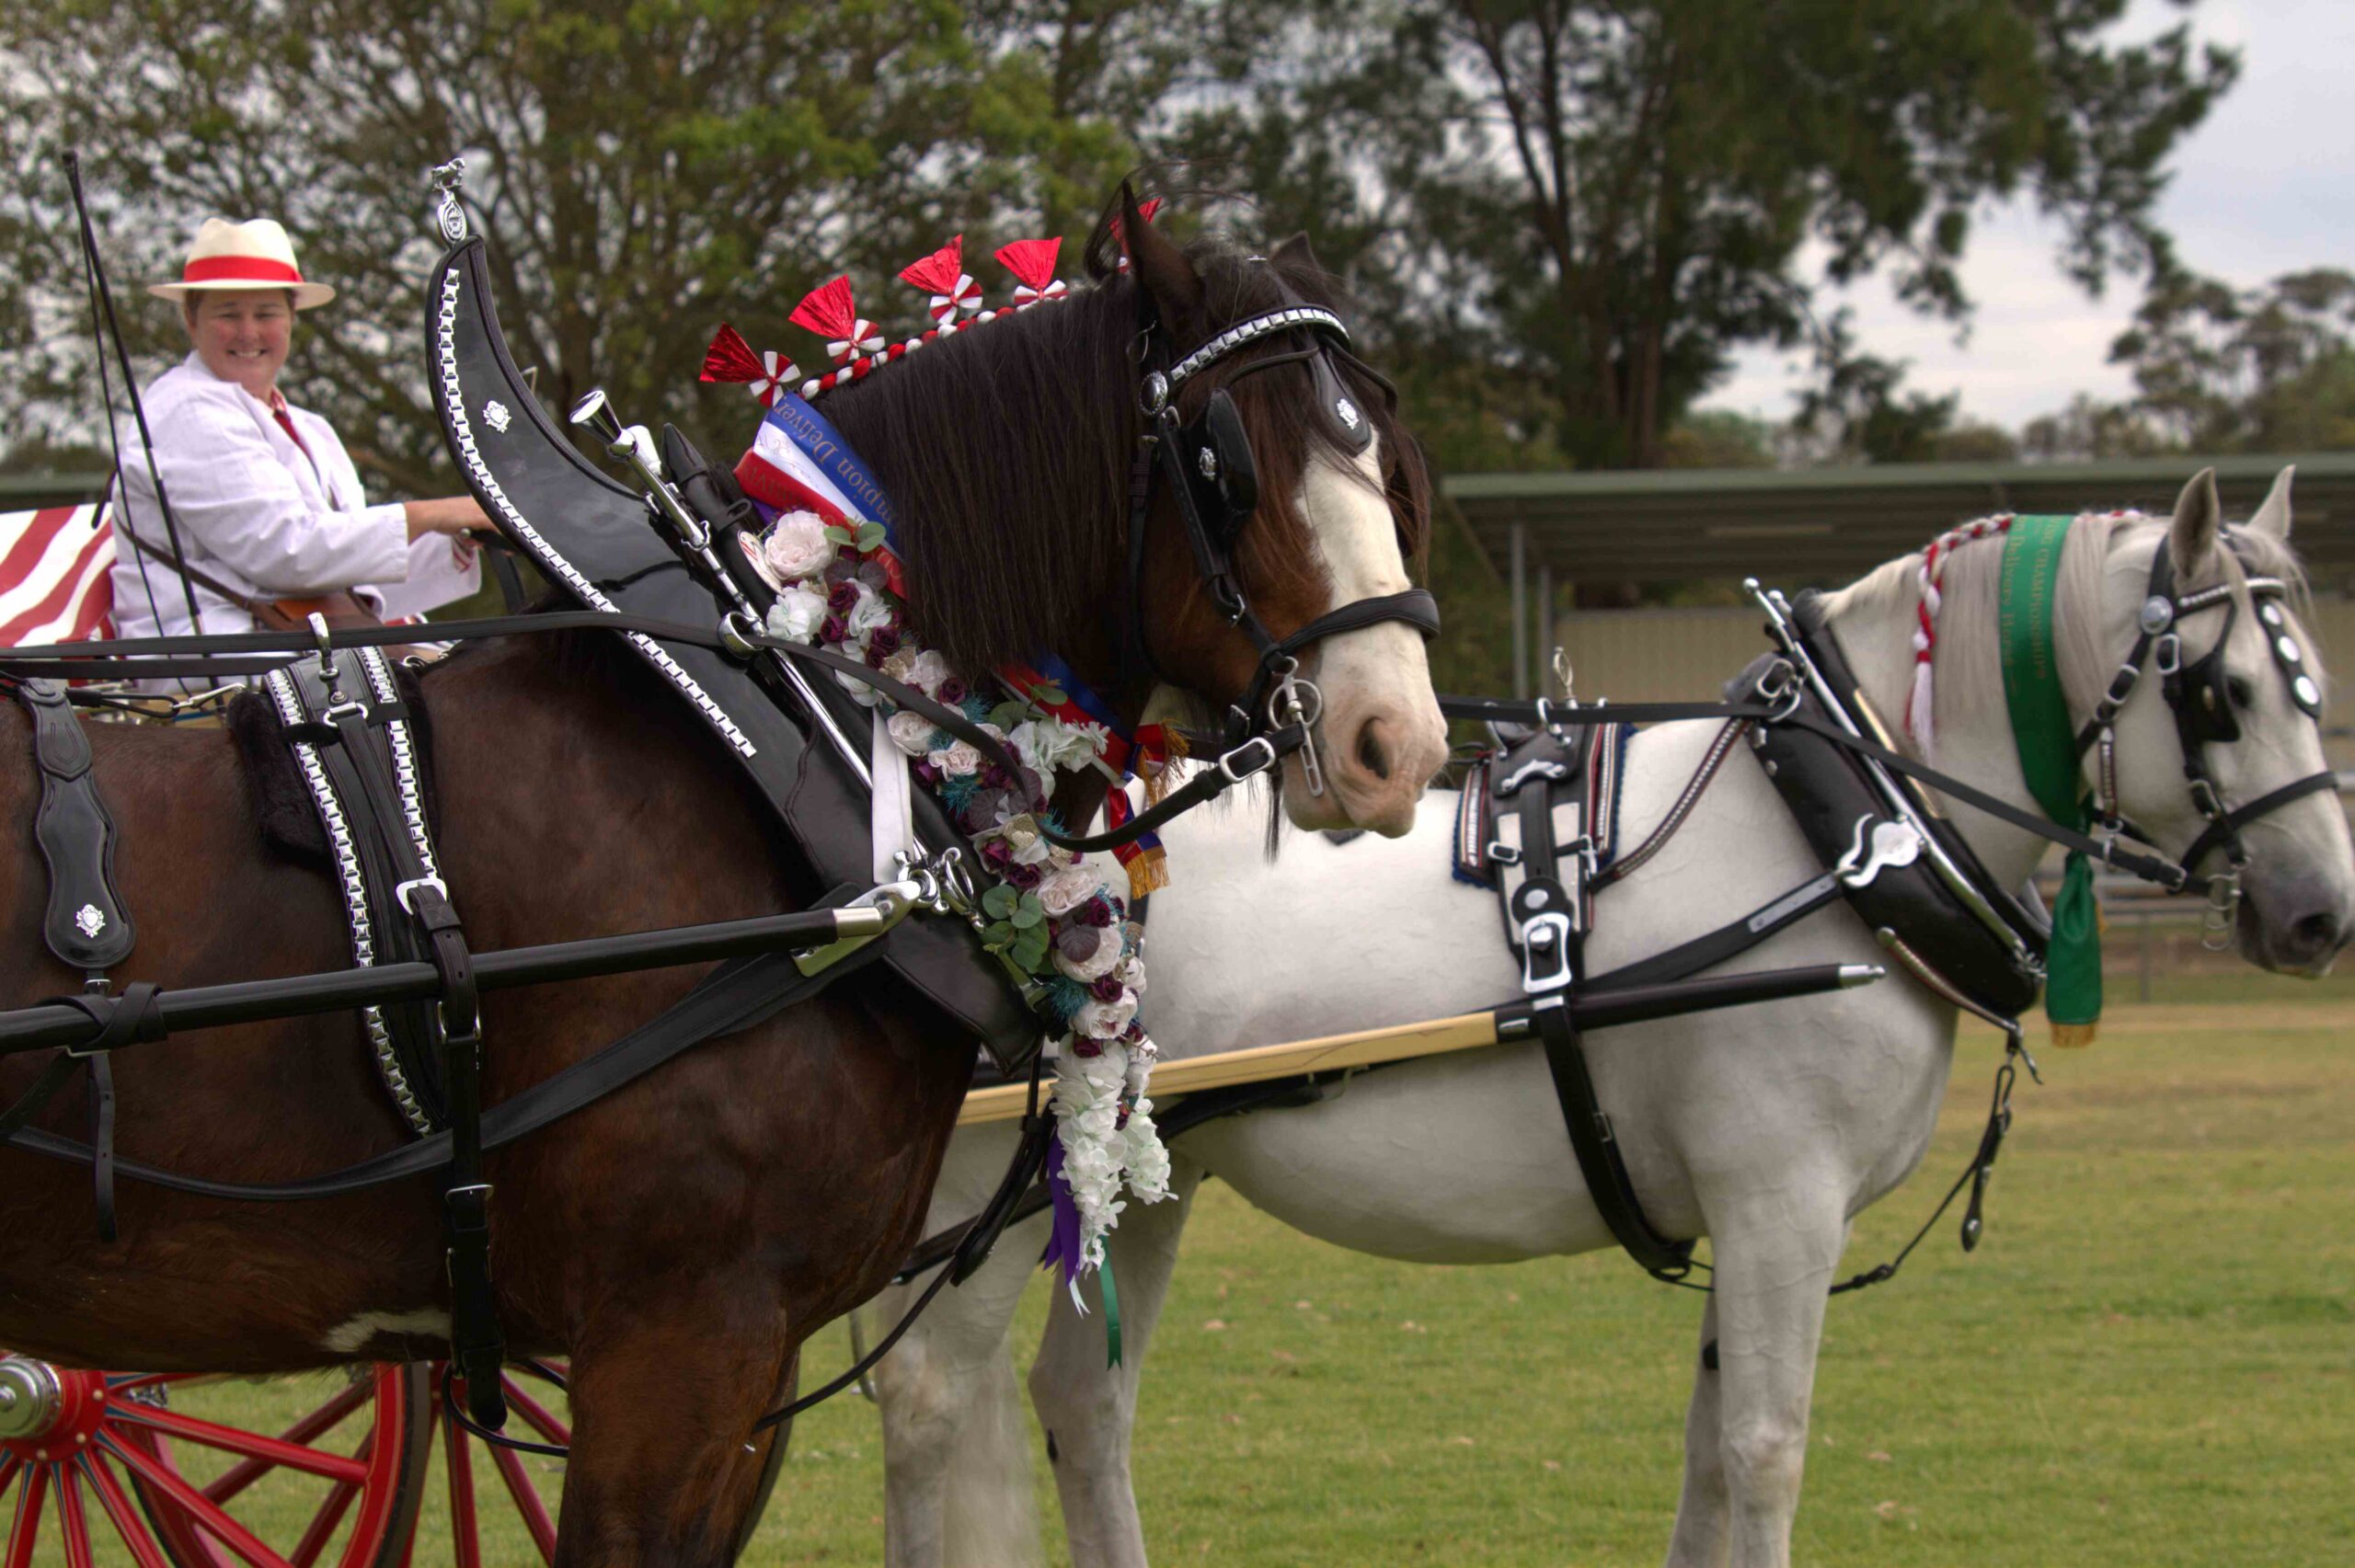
[1310,351,1374,456]
[1181,390,1258,545]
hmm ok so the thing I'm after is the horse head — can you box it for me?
[1824,466,2353,979]
[821,186,1446,839]
[2094,468,2354,973]
[1115,197,1447,835]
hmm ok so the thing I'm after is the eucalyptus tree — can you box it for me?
[1173,0,2238,470]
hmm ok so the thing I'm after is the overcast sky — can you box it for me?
[1695,0,2352,432]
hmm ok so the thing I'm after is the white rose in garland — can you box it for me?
[886,710,940,756]
[764,512,835,582]
[764,584,828,644]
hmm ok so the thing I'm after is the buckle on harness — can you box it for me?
[396,876,450,916]
[1519,910,1574,995]
[1218,735,1279,784]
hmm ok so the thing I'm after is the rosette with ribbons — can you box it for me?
[699,324,798,408]
[900,236,982,324]
[996,238,1065,307]
[791,276,888,363]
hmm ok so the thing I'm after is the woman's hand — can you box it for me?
[403,495,489,540]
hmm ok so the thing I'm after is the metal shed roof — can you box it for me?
[1442,452,2355,585]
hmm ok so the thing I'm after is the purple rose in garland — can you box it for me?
[1089,974,1126,1003]
[1003,860,1043,890]
[1074,897,1117,929]
[867,624,902,660]
[818,614,849,645]
[826,580,860,613]
[938,677,968,707]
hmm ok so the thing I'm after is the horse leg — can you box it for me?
[872,1206,1050,1568]
[1663,1295,1729,1568]
[1699,1184,1847,1568]
[555,1283,793,1568]
[1028,1160,1203,1568]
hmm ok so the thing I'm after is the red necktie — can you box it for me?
[267,391,314,463]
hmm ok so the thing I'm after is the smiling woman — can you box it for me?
[108,217,487,671]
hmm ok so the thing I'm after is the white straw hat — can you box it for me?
[147,218,335,310]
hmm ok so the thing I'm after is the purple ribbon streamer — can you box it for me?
[1040,1128,1086,1308]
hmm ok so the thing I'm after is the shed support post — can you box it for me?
[1536,564,1554,697]
[1510,521,1528,701]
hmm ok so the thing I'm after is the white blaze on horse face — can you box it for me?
[1286,441,1447,835]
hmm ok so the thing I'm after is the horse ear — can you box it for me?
[2248,464,2296,540]
[1122,181,1202,329]
[2170,466,2223,576]
[1270,231,1321,275]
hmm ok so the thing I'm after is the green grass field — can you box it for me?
[17,984,2351,1566]
[757,988,2355,1566]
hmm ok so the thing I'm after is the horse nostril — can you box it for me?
[2294,910,2342,955]
[1354,718,1393,782]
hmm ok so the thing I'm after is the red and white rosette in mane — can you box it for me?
[900,236,982,325]
[1110,198,1162,272]
[996,238,1066,306]
[792,277,886,363]
[699,324,798,409]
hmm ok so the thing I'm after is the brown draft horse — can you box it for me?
[0,205,1448,1562]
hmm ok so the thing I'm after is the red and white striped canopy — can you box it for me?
[0,503,116,647]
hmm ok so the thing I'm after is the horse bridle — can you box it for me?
[1122,303,1441,795]
[2077,533,2336,936]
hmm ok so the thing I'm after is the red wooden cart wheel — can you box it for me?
[0,1355,431,1568]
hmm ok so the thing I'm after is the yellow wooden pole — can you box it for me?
[957,1010,1502,1126]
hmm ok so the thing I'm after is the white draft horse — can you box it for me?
[866,470,2352,1568]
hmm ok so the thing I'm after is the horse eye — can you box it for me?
[2227,674,2256,709]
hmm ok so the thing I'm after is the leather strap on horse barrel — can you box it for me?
[13,678,134,971]
[1530,997,1695,1281]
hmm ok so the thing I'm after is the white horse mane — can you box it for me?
[1821,509,2326,757]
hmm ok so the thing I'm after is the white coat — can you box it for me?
[109,354,479,649]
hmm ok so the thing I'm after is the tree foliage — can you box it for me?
[0,0,1205,491]
[1169,0,2235,471]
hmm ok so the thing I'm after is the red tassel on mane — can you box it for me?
[899,236,966,295]
[700,323,764,384]
[789,277,858,341]
[994,238,1062,291]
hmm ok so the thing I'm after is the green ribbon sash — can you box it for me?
[1998,515,2101,1039]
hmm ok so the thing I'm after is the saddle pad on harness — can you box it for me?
[425,236,1035,1070]
[1456,719,1631,964]
[265,647,451,1132]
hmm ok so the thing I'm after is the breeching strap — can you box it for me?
[1997,517,2102,1043]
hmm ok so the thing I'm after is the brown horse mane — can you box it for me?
[813,201,1430,680]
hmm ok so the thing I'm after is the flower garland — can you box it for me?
[741,509,1172,1281]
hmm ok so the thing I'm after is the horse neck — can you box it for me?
[1820,563,2060,896]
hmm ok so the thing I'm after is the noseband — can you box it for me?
[2078,534,2337,935]
[1122,303,1441,794]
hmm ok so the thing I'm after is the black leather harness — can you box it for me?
[258,639,506,1421]
[0,678,142,1241]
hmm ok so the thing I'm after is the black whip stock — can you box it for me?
[64,150,201,637]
